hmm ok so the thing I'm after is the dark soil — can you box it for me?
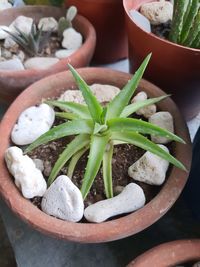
[151,21,171,40]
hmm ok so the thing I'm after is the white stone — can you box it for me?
[4,37,17,49]
[128,145,169,185]
[149,111,174,144]
[84,183,145,223]
[5,146,47,199]
[13,0,25,7]
[33,158,44,172]
[0,58,24,71]
[129,10,151,33]
[11,103,55,145]
[41,175,84,222]
[24,57,59,70]
[0,1,12,10]
[55,49,77,59]
[0,26,9,40]
[38,17,58,32]
[131,91,156,118]
[62,28,83,50]
[59,84,120,104]
[13,50,25,62]
[140,0,173,25]
[9,16,33,35]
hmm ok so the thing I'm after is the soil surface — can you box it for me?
[151,21,171,40]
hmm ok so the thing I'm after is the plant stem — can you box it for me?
[183,10,200,47]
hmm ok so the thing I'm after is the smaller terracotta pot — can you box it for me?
[0,6,96,103]
[0,67,191,243]
[123,0,200,120]
[128,239,200,267]
[66,0,128,64]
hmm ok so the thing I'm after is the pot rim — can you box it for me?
[123,0,200,53]
[128,239,200,267]
[0,67,192,243]
[0,5,96,77]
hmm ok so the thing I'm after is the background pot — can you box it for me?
[0,68,191,243]
[66,0,128,63]
[128,239,200,267]
[0,6,96,103]
[123,0,200,120]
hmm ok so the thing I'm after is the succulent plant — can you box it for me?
[4,23,51,56]
[58,6,78,37]
[169,0,200,49]
[25,54,186,200]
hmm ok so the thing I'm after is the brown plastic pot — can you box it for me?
[66,0,128,63]
[0,6,96,103]
[123,0,200,120]
[0,68,191,243]
[128,239,200,267]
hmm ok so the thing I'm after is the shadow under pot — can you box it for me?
[123,0,200,121]
[0,5,96,104]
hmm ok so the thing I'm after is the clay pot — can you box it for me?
[128,239,200,267]
[123,0,200,120]
[0,6,96,103]
[66,0,128,63]
[0,68,191,242]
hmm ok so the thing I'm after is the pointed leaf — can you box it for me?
[81,134,110,199]
[25,119,93,153]
[68,64,103,123]
[120,95,169,118]
[45,100,90,119]
[103,142,114,198]
[48,134,90,185]
[111,131,186,171]
[108,118,185,144]
[105,54,151,120]
[55,112,79,120]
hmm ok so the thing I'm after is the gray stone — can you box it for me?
[129,10,151,33]
[24,57,59,70]
[0,58,24,71]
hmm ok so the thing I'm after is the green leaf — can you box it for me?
[108,118,185,144]
[120,95,169,118]
[183,10,200,47]
[48,134,90,186]
[93,123,108,134]
[55,112,79,120]
[68,64,103,123]
[67,146,89,179]
[45,100,90,119]
[103,142,114,198]
[24,119,94,153]
[81,134,110,199]
[111,131,186,171]
[105,54,151,120]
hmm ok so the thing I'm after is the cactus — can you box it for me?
[58,6,77,37]
[169,0,200,49]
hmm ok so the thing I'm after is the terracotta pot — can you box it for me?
[128,239,200,267]
[0,6,96,103]
[123,0,200,120]
[0,68,191,242]
[66,0,128,63]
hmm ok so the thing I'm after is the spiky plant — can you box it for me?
[4,23,51,56]
[58,6,78,37]
[25,54,186,200]
[169,0,200,49]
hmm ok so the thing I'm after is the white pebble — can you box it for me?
[129,10,151,33]
[55,49,77,59]
[84,183,145,223]
[0,1,12,10]
[41,175,84,222]
[38,17,58,32]
[11,103,55,145]
[24,57,59,70]
[9,16,33,35]
[140,0,173,25]
[5,146,47,199]
[131,91,156,118]
[0,26,9,40]
[128,145,169,185]
[0,58,24,71]
[149,111,174,144]
[4,37,17,49]
[62,28,83,50]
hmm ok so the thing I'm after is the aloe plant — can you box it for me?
[169,0,200,48]
[25,54,186,200]
[4,23,51,56]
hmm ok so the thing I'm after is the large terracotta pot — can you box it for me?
[0,6,96,103]
[0,68,191,242]
[66,0,128,63]
[123,0,200,120]
[128,239,200,267]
